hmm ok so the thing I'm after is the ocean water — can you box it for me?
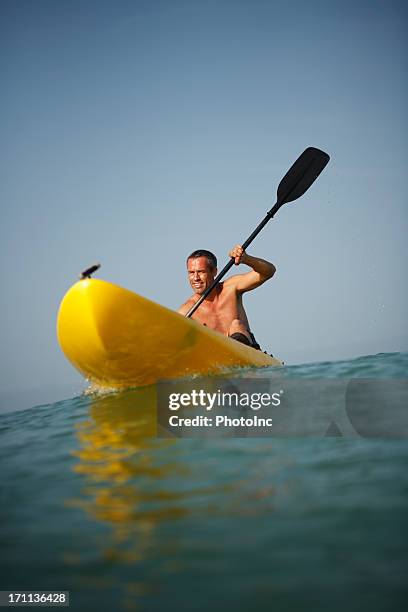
[1,352,407,612]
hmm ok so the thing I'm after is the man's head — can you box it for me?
[186,250,217,295]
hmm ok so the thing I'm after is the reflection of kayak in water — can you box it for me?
[57,278,282,389]
[68,388,183,568]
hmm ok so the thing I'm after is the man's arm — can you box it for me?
[225,244,276,293]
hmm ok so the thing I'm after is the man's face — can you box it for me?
[187,256,216,295]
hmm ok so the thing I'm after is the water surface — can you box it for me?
[1,352,407,611]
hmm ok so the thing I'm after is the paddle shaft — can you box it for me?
[185,201,282,318]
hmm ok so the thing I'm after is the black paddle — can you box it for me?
[185,146,330,318]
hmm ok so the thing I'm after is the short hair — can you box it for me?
[187,249,217,270]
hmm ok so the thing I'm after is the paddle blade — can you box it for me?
[277,147,330,205]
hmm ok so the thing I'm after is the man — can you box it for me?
[178,245,276,348]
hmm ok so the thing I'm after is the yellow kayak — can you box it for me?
[57,278,281,389]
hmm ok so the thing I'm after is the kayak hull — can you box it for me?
[57,279,281,389]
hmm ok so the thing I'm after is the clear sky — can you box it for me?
[1,0,407,408]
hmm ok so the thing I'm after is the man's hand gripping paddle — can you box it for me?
[185,146,330,318]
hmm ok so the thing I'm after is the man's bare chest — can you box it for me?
[192,288,242,333]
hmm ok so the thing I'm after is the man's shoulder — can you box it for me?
[178,296,197,315]
[181,296,196,308]
[223,276,243,290]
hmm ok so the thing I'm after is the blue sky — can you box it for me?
[1,0,407,409]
